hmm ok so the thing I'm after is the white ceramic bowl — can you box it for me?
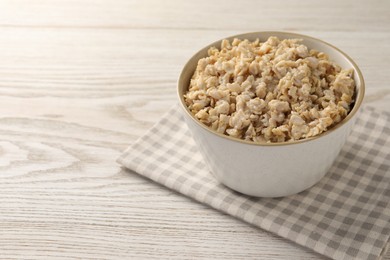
[177,32,364,197]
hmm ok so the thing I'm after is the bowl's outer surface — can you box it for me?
[178,32,364,197]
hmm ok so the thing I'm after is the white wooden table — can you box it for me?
[0,1,389,259]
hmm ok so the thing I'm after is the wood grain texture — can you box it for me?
[0,0,389,259]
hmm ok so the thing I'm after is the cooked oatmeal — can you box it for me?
[184,36,356,143]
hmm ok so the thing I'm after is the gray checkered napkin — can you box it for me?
[118,105,390,260]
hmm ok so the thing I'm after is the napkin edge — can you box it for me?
[117,103,180,166]
[379,239,390,260]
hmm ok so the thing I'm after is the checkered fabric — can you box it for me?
[118,105,390,260]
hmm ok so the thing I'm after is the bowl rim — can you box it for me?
[177,31,365,146]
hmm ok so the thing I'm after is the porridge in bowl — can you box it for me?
[184,36,355,143]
